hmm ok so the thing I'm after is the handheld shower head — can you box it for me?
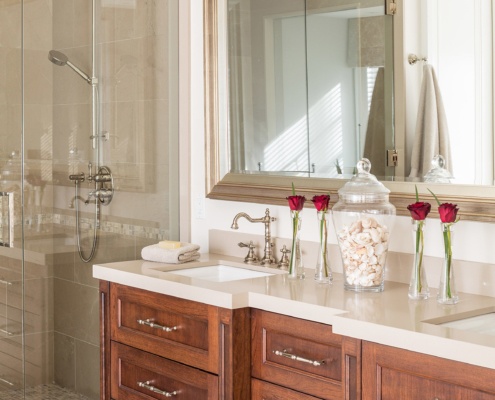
[48,50,68,66]
[48,50,92,84]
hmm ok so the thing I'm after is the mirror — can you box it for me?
[205,0,495,222]
[228,0,395,179]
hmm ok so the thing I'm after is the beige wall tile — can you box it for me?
[23,0,53,51]
[54,332,75,391]
[53,278,99,346]
[75,340,99,400]
[53,0,75,49]
[73,0,91,48]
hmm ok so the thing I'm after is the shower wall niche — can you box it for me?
[0,1,180,399]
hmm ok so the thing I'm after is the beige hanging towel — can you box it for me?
[409,64,452,179]
[363,67,386,178]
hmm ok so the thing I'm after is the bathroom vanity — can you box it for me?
[95,256,495,399]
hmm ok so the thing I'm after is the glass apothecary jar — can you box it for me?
[332,159,395,292]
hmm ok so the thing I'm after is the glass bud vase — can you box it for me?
[288,210,305,279]
[408,220,429,299]
[437,223,459,304]
[314,211,332,283]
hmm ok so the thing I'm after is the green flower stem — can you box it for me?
[443,224,453,298]
[289,212,299,275]
[414,220,424,293]
[319,212,329,277]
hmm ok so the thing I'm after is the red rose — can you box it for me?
[438,203,459,223]
[287,195,306,211]
[407,201,431,221]
[311,194,330,212]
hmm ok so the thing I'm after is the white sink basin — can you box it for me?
[167,265,274,282]
[439,312,495,336]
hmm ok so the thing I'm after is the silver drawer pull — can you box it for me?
[138,381,177,397]
[273,349,324,367]
[137,318,177,332]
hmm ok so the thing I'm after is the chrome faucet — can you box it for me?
[231,208,277,266]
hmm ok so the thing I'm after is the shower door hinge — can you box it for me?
[387,149,399,167]
[386,0,397,15]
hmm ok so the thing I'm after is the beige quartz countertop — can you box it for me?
[93,254,495,370]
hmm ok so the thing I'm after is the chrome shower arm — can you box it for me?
[65,60,93,84]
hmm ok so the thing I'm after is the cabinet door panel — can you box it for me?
[111,342,219,400]
[363,341,495,400]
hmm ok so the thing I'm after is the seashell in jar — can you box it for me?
[338,217,389,288]
[361,218,372,229]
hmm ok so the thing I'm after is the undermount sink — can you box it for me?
[167,264,275,282]
[437,312,495,336]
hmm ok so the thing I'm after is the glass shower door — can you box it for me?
[0,1,181,399]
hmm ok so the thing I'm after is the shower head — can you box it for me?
[48,50,92,84]
[48,50,68,66]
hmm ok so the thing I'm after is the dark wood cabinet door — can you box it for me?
[252,309,361,400]
[362,341,495,400]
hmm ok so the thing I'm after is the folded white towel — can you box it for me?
[141,243,201,264]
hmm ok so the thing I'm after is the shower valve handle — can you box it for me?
[69,172,85,183]
[87,163,94,182]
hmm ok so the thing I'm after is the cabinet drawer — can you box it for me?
[110,283,219,373]
[111,342,219,399]
[252,378,321,400]
[252,309,359,399]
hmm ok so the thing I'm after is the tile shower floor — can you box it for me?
[0,384,91,400]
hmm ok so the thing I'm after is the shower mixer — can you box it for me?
[69,163,114,206]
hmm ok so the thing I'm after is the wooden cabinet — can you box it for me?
[362,341,495,400]
[251,309,361,400]
[100,280,495,400]
[100,281,250,399]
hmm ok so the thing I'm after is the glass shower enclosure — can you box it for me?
[0,1,180,399]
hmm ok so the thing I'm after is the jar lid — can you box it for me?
[424,155,454,183]
[338,158,390,202]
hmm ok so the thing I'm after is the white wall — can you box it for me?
[189,0,495,275]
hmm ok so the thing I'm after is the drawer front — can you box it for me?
[252,309,344,399]
[252,379,321,400]
[111,342,219,400]
[110,283,219,373]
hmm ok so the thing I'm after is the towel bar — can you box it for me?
[408,53,428,65]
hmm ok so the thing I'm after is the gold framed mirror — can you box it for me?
[204,0,495,222]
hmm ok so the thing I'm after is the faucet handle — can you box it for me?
[238,241,259,264]
[278,245,290,270]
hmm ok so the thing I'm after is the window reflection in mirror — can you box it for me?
[227,0,394,179]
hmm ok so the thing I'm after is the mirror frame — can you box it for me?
[204,0,495,222]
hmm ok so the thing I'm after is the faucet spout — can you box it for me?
[230,208,277,266]
[231,212,261,229]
